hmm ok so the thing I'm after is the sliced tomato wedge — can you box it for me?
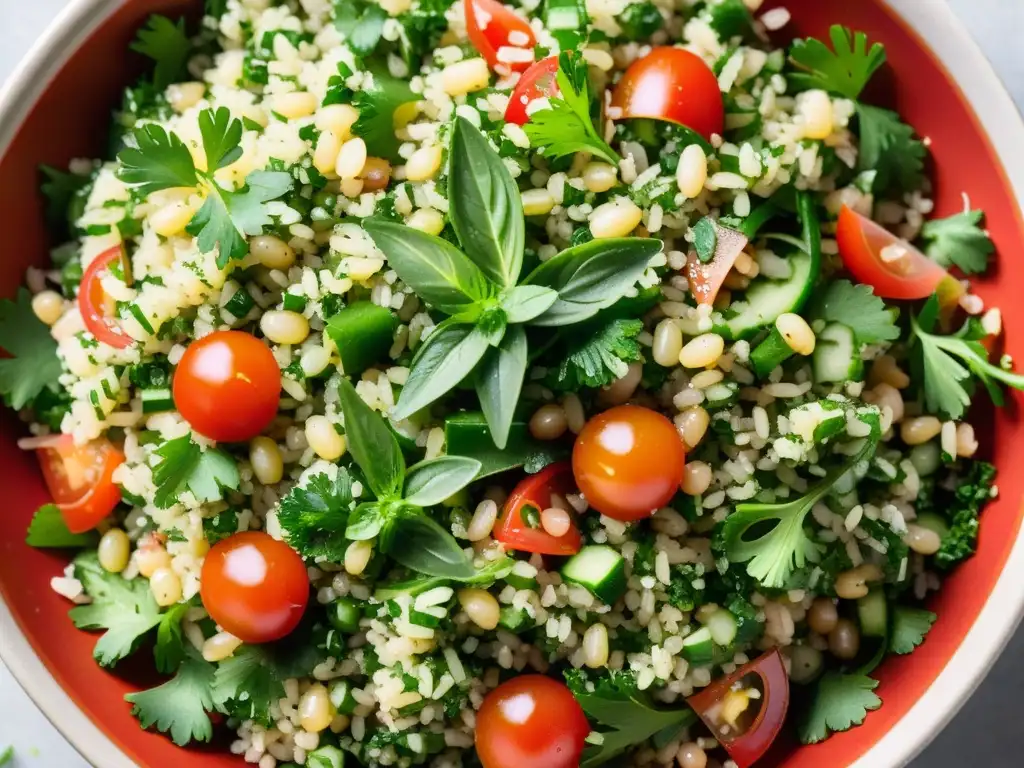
[836,205,964,306]
[686,225,749,306]
[79,246,134,349]
[504,56,560,126]
[464,0,537,73]
[493,462,582,556]
[686,649,789,768]
[31,435,125,533]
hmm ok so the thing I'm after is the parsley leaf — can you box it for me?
[26,504,98,548]
[130,15,191,91]
[919,210,994,275]
[198,106,244,171]
[154,601,191,673]
[117,123,198,195]
[40,165,90,232]
[811,279,900,343]
[789,25,886,99]
[933,460,996,570]
[212,639,322,726]
[126,648,216,746]
[546,316,643,391]
[0,288,62,410]
[524,51,619,165]
[335,0,389,57]
[276,469,356,561]
[799,672,882,744]
[69,552,163,667]
[856,103,926,197]
[352,70,418,162]
[889,607,936,655]
[152,435,240,508]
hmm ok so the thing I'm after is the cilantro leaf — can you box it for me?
[26,504,98,548]
[789,25,886,99]
[69,552,163,667]
[799,672,882,744]
[0,288,63,410]
[40,165,90,232]
[889,606,936,655]
[152,435,240,508]
[116,123,198,196]
[919,210,994,275]
[198,107,244,171]
[127,648,216,746]
[335,0,389,57]
[706,0,753,41]
[856,103,926,197]
[154,601,191,673]
[546,316,643,391]
[130,15,191,91]
[276,469,356,561]
[187,449,242,503]
[812,279,900,343]
[212,643,310,726]
[524,51,620,165]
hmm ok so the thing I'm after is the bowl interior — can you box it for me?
[1,1,1022,766]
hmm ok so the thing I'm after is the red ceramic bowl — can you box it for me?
[1,1,1023,766]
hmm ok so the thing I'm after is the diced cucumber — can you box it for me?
[545,0,588,47]
[680,627,715,665]
[141,387,174,414]
[325,302,397,376]
[813,323,864,383]
[706,609,739,647]
[704,381,739,410]
[749,325,795,379]
[444,412,565,478]
[329,680,358,714]
[499,605,532,633]
[857,589,888,638]
[561,545,627,604]
[721,250,816,339]
[306,745,345,768]
[328,597,361,633]
[504,560,539,591]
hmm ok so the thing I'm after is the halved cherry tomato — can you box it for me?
[200,531,310,644]
[836,205,964,305]
[31,435,124,533]
[476,675,590,768]
[79,246,134,349]
[573,405,686,521]
[687,649,789,768]
[504,56,560,125]
[687,225,750,306]
[494,462,582,556]
[172,330,281,443]
[611,47,724,140]
[464,0,537,73]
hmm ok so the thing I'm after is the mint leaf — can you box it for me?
[919,210,994,275]
[0,288,63,409]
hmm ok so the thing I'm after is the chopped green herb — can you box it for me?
[790,25,886,99]
[693,216,718,263]
[799,672,882,744]
[919,210,995,275]
[0,288,63,410]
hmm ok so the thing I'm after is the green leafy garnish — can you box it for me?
[335,0,389,57]
[919,210,994,275]
[276,469,356,561]
[856,103,926,197]
[352,70,418,162]
[933,460,996,569]
[523,51,620,165]
[546,316,643,391]
[154,602,191,674]
[117,123,198,195]
[799,672,882,744]
[789,25,886,99]
[127,648,216,746]
[40,165,90,234]
[0,747,12,766]
[811,279,900,343]
[152,435,240,508]
[212,645,288,725]
[130,15,191,91]
[889,607,937,654]
[0,288,63,410]
[26,504,98,548]
[693,216,718,263]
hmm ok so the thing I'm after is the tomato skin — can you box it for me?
[494,462,582,555]
[79,246,134,349]
[505,56,560,125]
[611,48,724,140]
[35,435,125,533]
[572,405,686,522]
[173,331,281,443]
[476,675,590,768]
[686,226,750,306]
[464,0,536,73]
[200,531,310,644]
[687,649,789,768]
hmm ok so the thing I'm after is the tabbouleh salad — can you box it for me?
[2,0,1020,766]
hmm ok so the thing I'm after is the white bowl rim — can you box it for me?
[0,1,1023,767]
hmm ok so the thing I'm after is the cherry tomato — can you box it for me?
[611,48,724,140]
[504,56,560,125]
[686,649,790,768]
[464,0,536,73]
[31,435,124,533]
[573,405,686,521]
[494,462,583,556]
[836,205,964,305]
[173,330,281,443]
[476,675,590,768]
[687,225,750,306]
[79,246,134,349]
[200,531,310,644]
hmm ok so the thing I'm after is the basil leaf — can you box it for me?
[393,322,490,420]
[525,238,663,327]
[337,377,405,499]
[363,218,494,315]
[475,325,527,449]
[448,117,525,287]
[345,502,385,540]
[383,513,476,578]
[501,285,558,324]
[403,456,483,507]
[375,555,514,600]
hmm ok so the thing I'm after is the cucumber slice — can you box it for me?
[561,545,627,604]
[680,627,715,665]
[813,323,864,383]
[329,680,358,714]
[706,609,739,647]
[857,589,888,638]
[141,387,174,413]
[498,606,532,633]
[704,381,739,410]
[721,250,816,339]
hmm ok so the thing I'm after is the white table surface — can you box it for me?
[1,1,1023,766]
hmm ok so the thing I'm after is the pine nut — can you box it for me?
[828,618,860,660]
[335,137,368,180]
[869,383,904,424]
[690,370,723,389]
[250,235,296,270]
[167,82,206,113]
[458,588,500,630]
[405,145,443,182]
[676,407,710,449]
[590,198,643,239]
[250,436,284,485]
[467,500,498,542]
[98,529,130,573]
[136,544,171,578]
[300,346,331,377]
[202,631,243,662]
[583,623,609,668]
[834,564,882,600]
[676,145,708,199]
[807,597,838,635]
[652,319,683,367]
[150,200,194,237]
[956,423,978,458]
[315,104,359,139]
[541,507,571,537]
[583,162,618,193]
[150,567,183,607]
[441,58,490,96]
[273,91,318,120]
[345,540,373,576]
[314,130,343,174]
[340,178,365,198]
[561,393,586,434]
[305,415,345,461]
[261,310,310,345]
[869,355,911,390]
[800,89,834,140]
[529,404,568,440]
[776,313,815,355]
[900,416,942,446]
[679,333,725,368]
[681,461,712,496]
[598,361,643,406]
[361,157,392,192]
[299,684,335,733]
[522,188,556,216]
[407,208,445,235]
[31,290,64,326]
[677,742,708,768]
[905,523,942,556]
